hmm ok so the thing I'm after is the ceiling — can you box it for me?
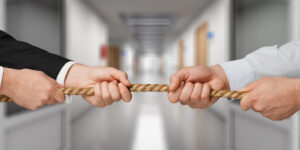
[236,0,288,10]
[85,0,212,51]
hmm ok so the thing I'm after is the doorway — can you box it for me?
[195,22,208,66]
[178,40,185,70]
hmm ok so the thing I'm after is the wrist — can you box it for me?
[0,68,17,96]
[292,78,300,107]
[210,64,230,90]
[64,63,91,87]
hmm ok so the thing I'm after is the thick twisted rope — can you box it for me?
[0,84,247,103]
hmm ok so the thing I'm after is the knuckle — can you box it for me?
[106,101,113,105]
[180,96,189,103]
[41,94,51,102]
[190,94,199,102]
[45,84,55,93]
[121,72,127,78]
[37,101,45,107]
[30,106,38,111]
[102,95,111,101]
[269,116,280,121]
[97,104,105,108]
[189,105,197,109]
[198,105,207,109]
[201,93,210,100]
[253,104,266,112]
[123,99,131,103]
[240,102,248,110]
[262,112,270,118]
[112,95,120,101]
[195,104,207,109]
[168,95,177,103]
[169,99,177,104]
[108,67,117,72]
[57,99,64,103]
[180,101,187,105]
[170,74,176,80]
[37,71,46,76]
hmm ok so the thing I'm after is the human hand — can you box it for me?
[240,77,300,121]
[64,64,132,108]
[168,65,230,108]
[0,68,65,110]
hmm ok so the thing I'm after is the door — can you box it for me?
[195,22,208,66]
[178,40,184,70]
[108,46,120,69]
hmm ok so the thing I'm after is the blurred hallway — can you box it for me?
[0,0,300,150]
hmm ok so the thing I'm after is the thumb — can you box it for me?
[240,94,253,111]
[169,69,189,91]
[53,83,65,103]
[169,74,181,91]
[110,69,131,86]
[240,81,257,92]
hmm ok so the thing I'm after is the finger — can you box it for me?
[53,89,65,103]
[93,83,105,107]
[179,82,194,105]
[200,83,211,105]
[45,76,65,103]
[169,74,181,91]
[119,83,132,102]
[168,81,185,103]
[47,99,56,105]
[108,81,121,102]
[101,82,112,105]
[190,83,203,104]
[240,94,255,111]
[209,84,219,104]
[170,68,189,91]
[262,111,272,118]
[110,69,131,86]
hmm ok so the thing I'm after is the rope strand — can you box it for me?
[0,84,247,103]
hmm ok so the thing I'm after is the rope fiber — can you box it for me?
[0,84,247,103]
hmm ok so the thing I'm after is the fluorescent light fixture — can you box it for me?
[126,18,172,26]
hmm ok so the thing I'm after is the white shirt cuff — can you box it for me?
[220,59,256,91]
[56,61,76,104]
[0,66,3,88]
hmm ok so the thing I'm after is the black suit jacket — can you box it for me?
[0,30,70,79]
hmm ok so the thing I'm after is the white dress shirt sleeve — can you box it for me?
[0,66,3,88]
[220,40,300,90]
[56,61,76,104]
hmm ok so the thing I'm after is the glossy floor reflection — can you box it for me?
[130,70,169,150]
[131,105,167,150]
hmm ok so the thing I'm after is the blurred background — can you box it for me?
[0,0,300,150]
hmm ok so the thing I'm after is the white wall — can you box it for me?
[120,43,135,77]
[6,1,62,55]
[290,0,300,40]
[65,0,107,66]
[235,1,288,59]
[64,1,108,149]
[65,0,108,119]
[176,0,230,66]
[0,0,5,30]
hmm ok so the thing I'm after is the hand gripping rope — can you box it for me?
[0,84,247,102]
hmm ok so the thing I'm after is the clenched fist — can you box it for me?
[168,65,230,108]
[64,64,132,108]
[0,68,65,110]
[240,77,300,121]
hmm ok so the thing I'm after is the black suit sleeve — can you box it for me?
[0,30,70,79]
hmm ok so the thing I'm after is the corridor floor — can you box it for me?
[130,71,169,150]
